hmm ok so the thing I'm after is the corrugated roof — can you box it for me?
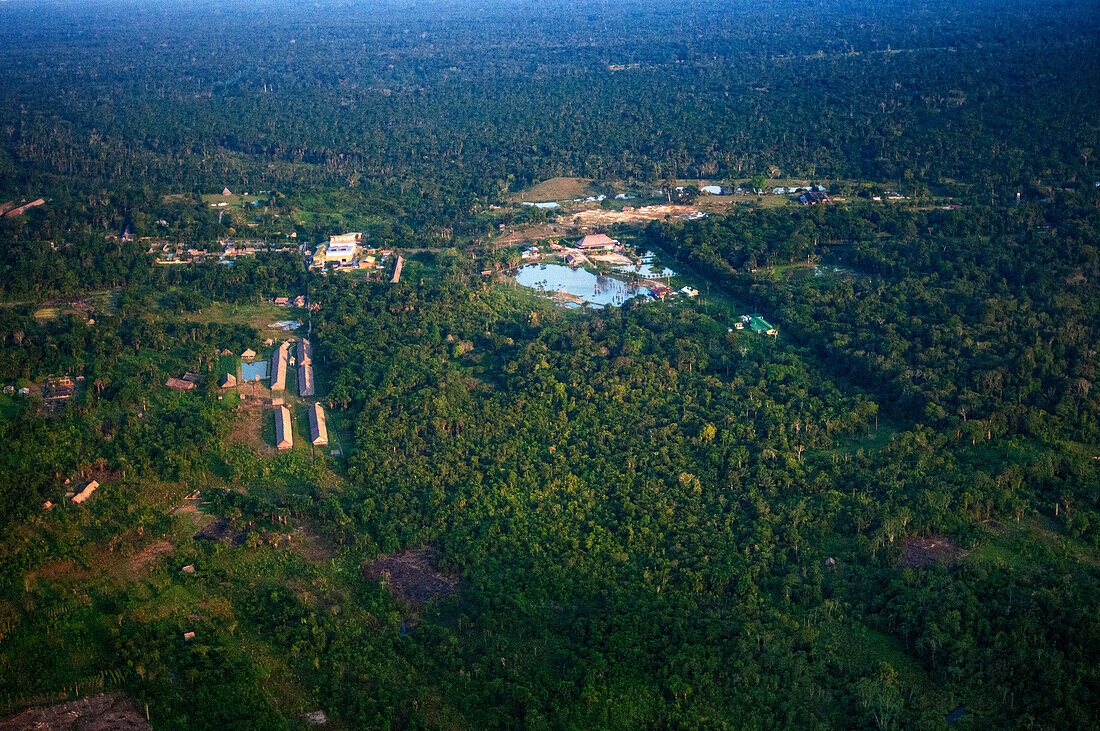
[308,403,329,445]
[275,405,293,450]
[270,342,288,391]
[298,364,315,397]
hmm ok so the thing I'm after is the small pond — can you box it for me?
[241,361,269,381]
[515,264,653,307]
[615,251,675,279]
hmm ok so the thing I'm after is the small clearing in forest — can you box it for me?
[128,541,173,572]
[0,693,151,730]
[898,535,966,568]
[511,177,593,202]
[364,546,459,607]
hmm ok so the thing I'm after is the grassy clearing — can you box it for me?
[825,619,953,721]
[32,306,61,321]
[288,189,393,232]
[200,193,261,207]
[183,302,306,340]
[512,177,593,202]
[968,515,1100,572]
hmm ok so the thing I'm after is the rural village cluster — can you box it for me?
[9,179,810,498]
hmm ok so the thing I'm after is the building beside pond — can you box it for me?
[308,403,329,446]
[275,405,293,450]
[577,233,617,251]
[270,342,288,391]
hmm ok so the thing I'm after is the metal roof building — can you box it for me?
[298,363,315,397]
[270,342,288,391]
[71,480,99,504]
[275,405,293,450]
[308,403,329,446]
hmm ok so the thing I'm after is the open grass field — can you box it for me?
[183,302,306,340]
[287,189,395,232]
[200,193,261,207]
[493,222,576,247]
[511,177,593,202]
[32,288,122,321]
[696,193,793,212]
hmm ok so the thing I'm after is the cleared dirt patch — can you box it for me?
[573,204,702,228]
[128,541,173,572]
[287,526,338,563]
[27,559,93,583]
[511,177,592,202]
[229,393,269,453]
[899,535,967,568]
[194,518,243,544]
[494,223,576,248]
[364,546,459,607]
[0,693,150,730]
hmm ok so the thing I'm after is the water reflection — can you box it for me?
[515,264,654,307]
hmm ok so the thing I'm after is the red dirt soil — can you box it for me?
[0,693,150,730]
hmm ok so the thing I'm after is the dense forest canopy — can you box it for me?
[0,0,1097,728]
[0,0,1097,220]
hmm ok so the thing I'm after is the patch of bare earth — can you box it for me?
[364,546,459,607]
[510,176,592,202]
[0,693,150,730]
[899,535,967,568]
[287,526,338,563]
[572,204,702,228]
[27,559,92,583]
[128,541,173,572]
[228,393,268,452]
[494,223,576,247]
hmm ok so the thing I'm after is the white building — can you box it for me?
[325,242,357,265]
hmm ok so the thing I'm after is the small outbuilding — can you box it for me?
[71,480,99,504]
[166,377,195,391]
[240,348,257,359]
[219,373,237,388]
